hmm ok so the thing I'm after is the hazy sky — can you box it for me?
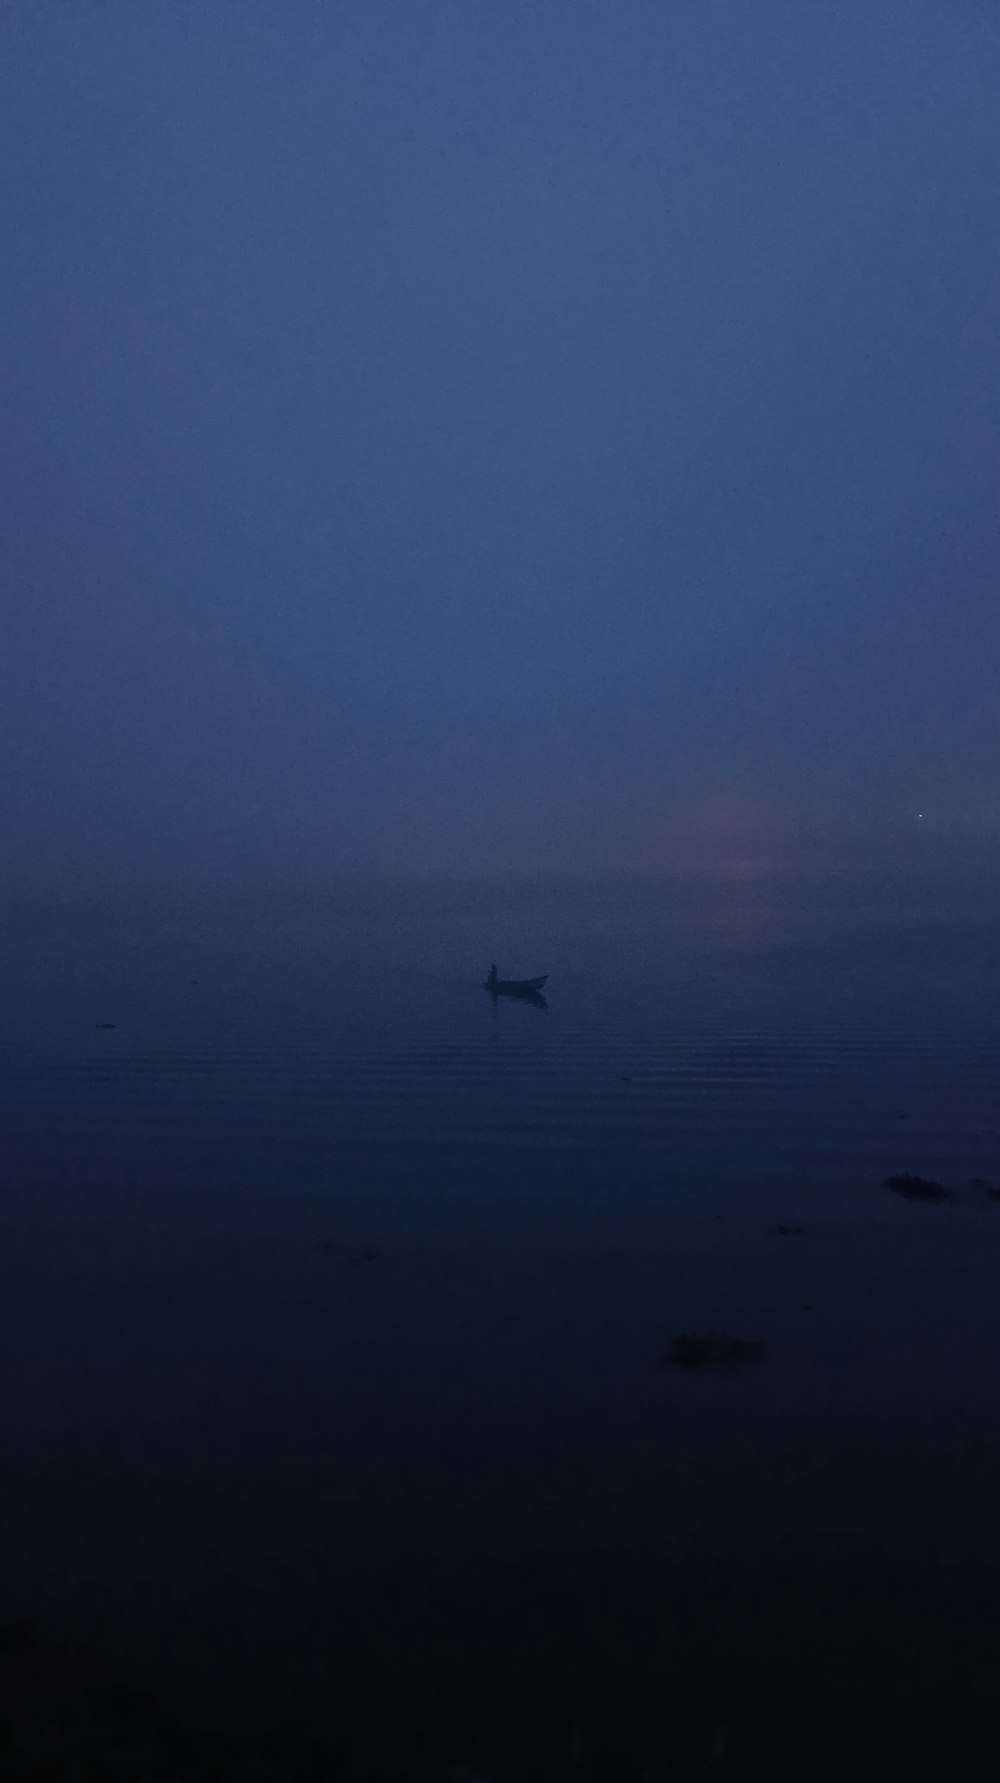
[2,2,998,884]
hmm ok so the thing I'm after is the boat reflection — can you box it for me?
[486,984,548,1012]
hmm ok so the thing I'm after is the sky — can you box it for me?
[1,1,998,886]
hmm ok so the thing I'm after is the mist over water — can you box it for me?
[3,3,999,1763]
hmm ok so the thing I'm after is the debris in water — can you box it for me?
[883,1173,951,1202]
[773,1223,804,1236]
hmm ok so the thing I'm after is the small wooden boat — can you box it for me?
[484,963,548,994]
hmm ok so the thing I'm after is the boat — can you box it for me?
[484,964,548,994]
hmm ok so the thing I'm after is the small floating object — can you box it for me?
[95,1022,115,1030]
[773,1223,804,1236]
[884,1172,951,1202]
[662,1333,765,1369]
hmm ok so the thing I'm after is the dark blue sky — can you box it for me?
[3,2,998,884]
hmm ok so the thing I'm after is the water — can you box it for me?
[1,875,999,1733]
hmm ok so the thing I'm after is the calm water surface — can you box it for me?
[1,876,999,1721]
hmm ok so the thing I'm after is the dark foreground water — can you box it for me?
[1,874,999,1767]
